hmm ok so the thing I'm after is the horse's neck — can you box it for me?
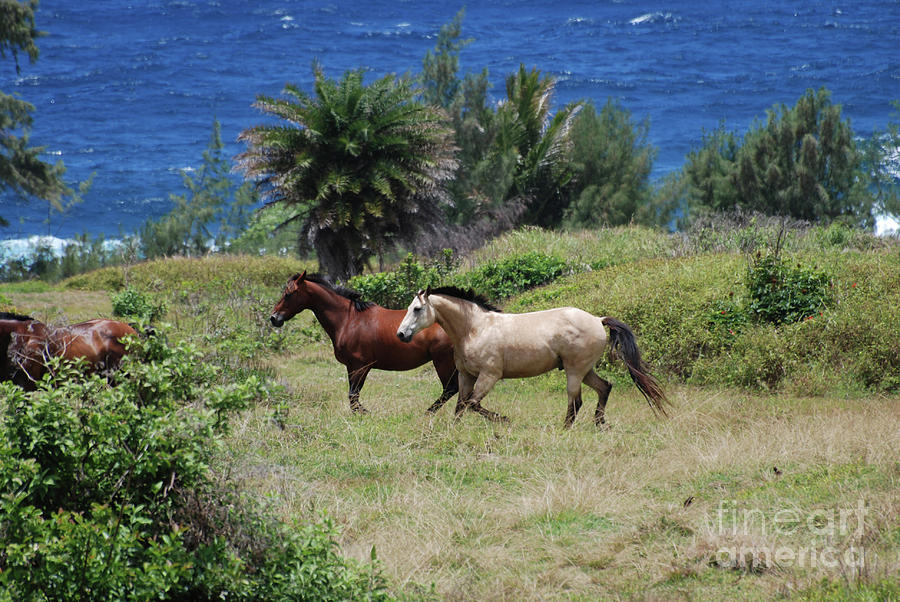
[431,296,483,345]
[307,283,353,344]
[1,319,40,338]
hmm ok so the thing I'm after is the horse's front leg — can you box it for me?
[347,364,371,414]
[454,370,476,416]
[462,371,508,423]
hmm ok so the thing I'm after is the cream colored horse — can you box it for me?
[396,287,669,427]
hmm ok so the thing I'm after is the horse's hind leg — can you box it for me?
[564,370,585,428]
[583,369,612,427]
[347,365,371,414]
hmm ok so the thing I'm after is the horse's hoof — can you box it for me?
[595,421,611,431]
[483,411,509,423]
[350,404,369,414]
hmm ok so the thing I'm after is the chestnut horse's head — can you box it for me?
[270,270,310,327]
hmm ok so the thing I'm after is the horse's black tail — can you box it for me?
[602,317,670,417]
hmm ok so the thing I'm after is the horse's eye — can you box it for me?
[413,306,421,313]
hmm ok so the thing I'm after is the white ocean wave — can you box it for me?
[0,236,72,263]
[629,12,677,26]
[0,236,128,263]
[876,215,899,236]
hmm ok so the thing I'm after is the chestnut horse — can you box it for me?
[269,271,458,414]
[1,312,138,390]
[396,287,669,427]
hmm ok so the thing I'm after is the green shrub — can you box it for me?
[349,249,568,307]
[350,250,457,309]
[0,334,389,600]
[111,286,167,322]
[706,297,749,341]
[746,253,831,325]
[61,265,127,291]
[691,326,799,389]
[458,251,569,300]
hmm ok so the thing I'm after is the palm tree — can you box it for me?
[473,65,581,228]
[236,66,457,280]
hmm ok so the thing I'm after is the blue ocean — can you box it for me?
[1,0,899,253]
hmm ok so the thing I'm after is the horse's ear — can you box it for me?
[424,286,431,298]
[298,270,307,281]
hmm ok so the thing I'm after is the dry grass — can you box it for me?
[227,352,900,600]
[4,290,113,323]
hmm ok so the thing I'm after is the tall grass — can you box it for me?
[60,253,313,292]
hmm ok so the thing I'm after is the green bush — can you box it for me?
[349,250,457,309]
[0,292,16,313]
[0,334,389,600]
[562,99,657,228]
[458,251,569,300]
[111,286,167,322]
[349,249,569,307]
[746,253,831,325]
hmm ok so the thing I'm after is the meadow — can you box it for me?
[2,224,898,600]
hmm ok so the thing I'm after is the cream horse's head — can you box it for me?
[397,289,436,343]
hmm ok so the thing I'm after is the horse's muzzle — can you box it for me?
[270,314,285,328]
[397,330,412,343]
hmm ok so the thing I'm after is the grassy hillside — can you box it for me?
[2,225,899,600]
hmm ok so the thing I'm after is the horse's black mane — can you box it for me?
[300,273,375,312]
[0,311,34,321]
[428,286,501,312]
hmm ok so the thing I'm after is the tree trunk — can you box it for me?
[312,229,365,282]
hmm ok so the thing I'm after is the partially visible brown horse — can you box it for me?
[1,312,138,390]
[269,271,458,413]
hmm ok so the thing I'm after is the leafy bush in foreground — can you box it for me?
[0,334,388,601]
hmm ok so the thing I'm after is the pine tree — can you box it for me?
[140,119,256,258]
[0,0,73,228]
[562,99,656,227]
[670,88,881,228]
